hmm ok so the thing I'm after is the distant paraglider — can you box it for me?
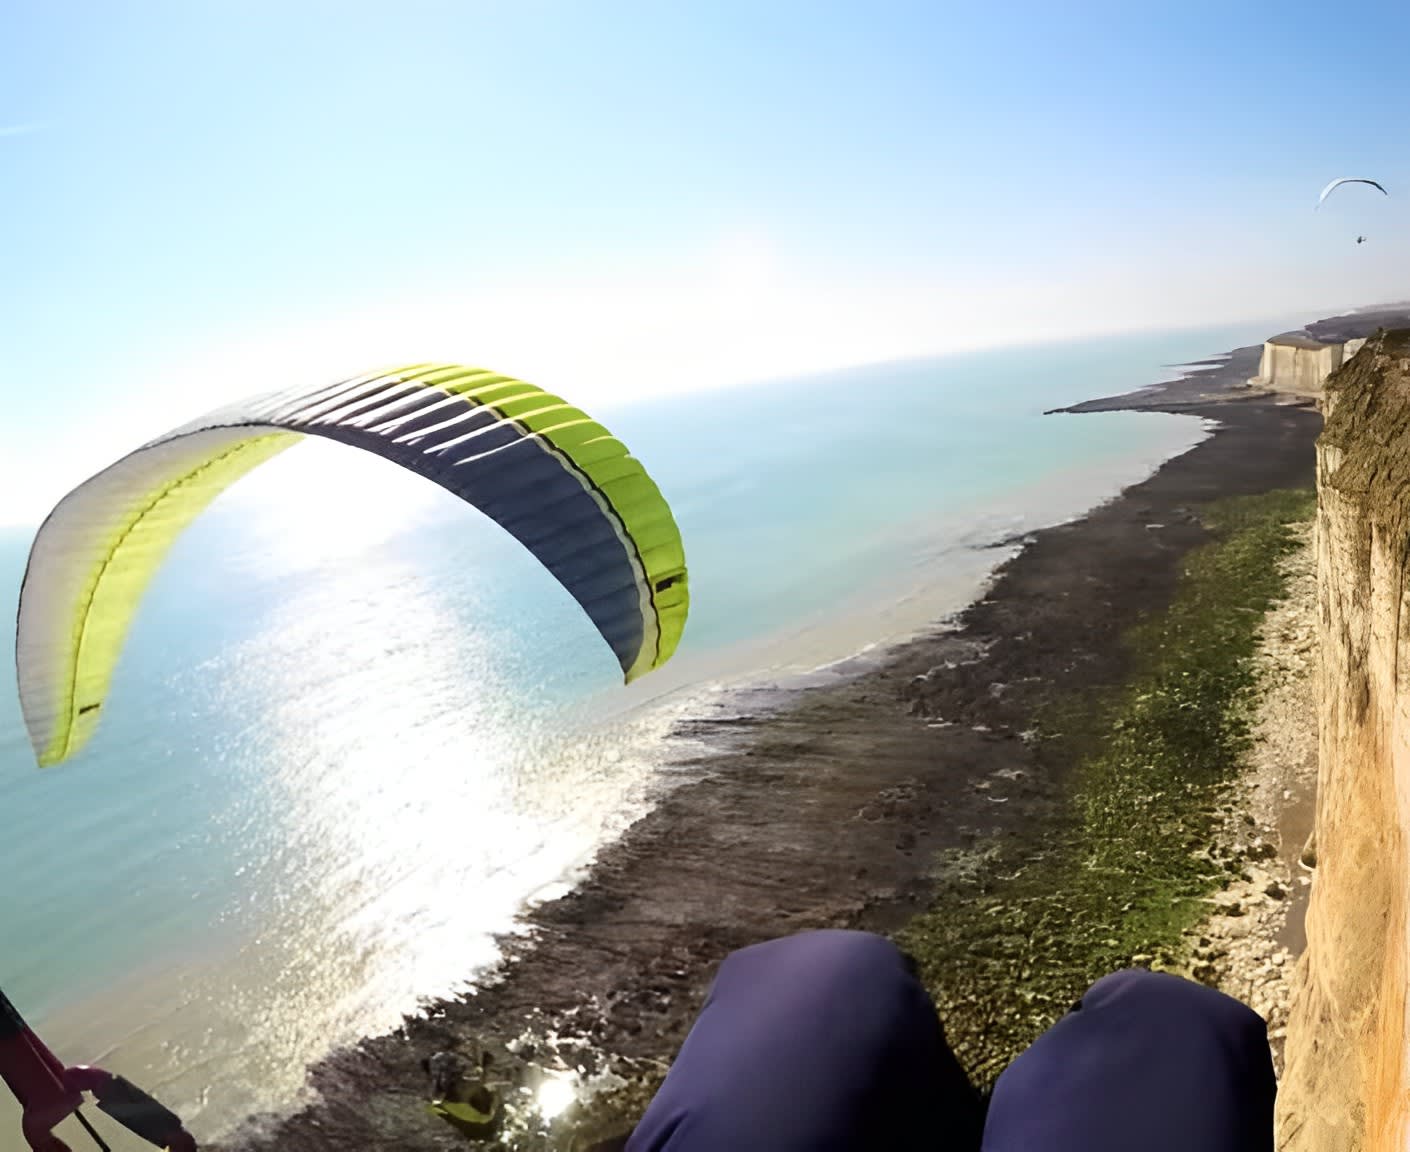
[1315,179,1387,245]
[14,363,690,768]
[1316,177,1388,209]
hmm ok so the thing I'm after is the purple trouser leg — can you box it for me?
[627,934,1274,1152]
[625,930,983,1151]
[981,968,1276,1152]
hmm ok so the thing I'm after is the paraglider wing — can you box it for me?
[1316,177,1389,209]
[16,364,689,767]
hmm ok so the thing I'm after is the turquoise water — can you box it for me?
[0,325,1274,1138]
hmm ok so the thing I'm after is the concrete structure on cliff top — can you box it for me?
[1248,332,1368,397]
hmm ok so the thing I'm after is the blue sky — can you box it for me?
[3,0,1409,522]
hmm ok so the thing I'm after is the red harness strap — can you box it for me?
[3,988,197,1152]
[1,988,84,1151]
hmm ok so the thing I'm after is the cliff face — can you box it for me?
[1252,337,1368,397]
[1279,331,1410,1151]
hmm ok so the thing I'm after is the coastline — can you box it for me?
[216,345,1327,1150]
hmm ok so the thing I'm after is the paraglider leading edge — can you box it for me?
[1315,176,1388,208]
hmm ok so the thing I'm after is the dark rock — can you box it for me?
[1299,829,1318,870]
[427,1051,464,1100]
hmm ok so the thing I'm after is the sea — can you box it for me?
[0,323,1285,1143]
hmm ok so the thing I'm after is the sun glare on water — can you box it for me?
[38,439,690,1140]
[212,439,454,576]
[536,1070,578,1121]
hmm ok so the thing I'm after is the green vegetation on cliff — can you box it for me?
[899,488,1316,1085]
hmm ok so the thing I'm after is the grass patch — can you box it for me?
[897,488,1316,1085]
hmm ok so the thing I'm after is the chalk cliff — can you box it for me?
[1250,335,1367,397]
[1279,330,1410,1150]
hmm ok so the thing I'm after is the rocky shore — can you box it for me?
[1179,521,1317,1074]
[221,335,1341,1152]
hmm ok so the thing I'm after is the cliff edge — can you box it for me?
[1280,330,1410,1150]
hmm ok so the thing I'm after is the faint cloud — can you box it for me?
[0,123,41,138]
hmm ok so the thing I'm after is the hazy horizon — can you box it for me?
[0,308,1345,532]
